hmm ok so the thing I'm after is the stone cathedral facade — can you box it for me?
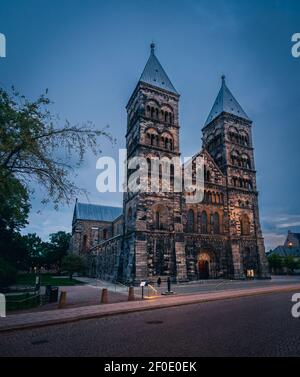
[70,44,269,284]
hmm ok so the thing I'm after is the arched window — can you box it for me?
[147,158,151,189]
[241,214,250,235]
[170,164,174,191]
[204,166,211,182]
[213,212,220,234]
[201,211,208,233]
[151,107,155,118]
[187,209,195,232]
[155,211,160,230]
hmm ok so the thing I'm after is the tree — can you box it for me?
[22,233,48,269]
[61,254,85,280]
[45,231,71,272]
[0,257,17,287]
[0,174,31,270]
[267,254,283,273]
[284,256,300,274]
[0,86,114,207]
[0,85,113,275]
[0,173,30,232]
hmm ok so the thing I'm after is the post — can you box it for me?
[0,293,6,318]
[101,288,108,304]
[128,286,135,301]
[35,275,41,293]
[167,277,171,292]
[58,291,67,309]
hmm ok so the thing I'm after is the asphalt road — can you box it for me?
[0,291,299,357]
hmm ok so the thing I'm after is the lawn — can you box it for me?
[5,292,40,311]
[16,273,84,286]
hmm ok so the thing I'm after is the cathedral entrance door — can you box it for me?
[197,251,215,279]
[198,260,209,279]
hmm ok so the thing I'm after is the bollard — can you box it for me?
[128,286,135,301]
[58,291,67,309]
[101,288,108,304]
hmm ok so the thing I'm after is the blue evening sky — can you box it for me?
[0,0,299,250]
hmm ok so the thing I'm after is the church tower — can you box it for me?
[120,44,187,283]
[202,76,269,278]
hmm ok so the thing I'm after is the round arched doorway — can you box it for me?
[197,251,216,279]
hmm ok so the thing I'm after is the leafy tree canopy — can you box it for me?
[0,86,114,207]
[62,253,85,280]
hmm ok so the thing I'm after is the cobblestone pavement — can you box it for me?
[0,291,299,357]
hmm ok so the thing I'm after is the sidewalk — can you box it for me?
[0,283,299,333]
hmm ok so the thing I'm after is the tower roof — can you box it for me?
[204,75,250,126]
[139,43,178,95]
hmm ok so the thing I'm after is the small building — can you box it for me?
[284,230,300,248]
[70,201,123,254]
[267,231,300,274]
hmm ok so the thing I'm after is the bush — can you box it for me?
[267,254,283,272]
[0,257,17,287]
[61,254,85,280]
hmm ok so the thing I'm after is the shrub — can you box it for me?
[0,257,17,287]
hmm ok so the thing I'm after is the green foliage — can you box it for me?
[44,231,71,271]
[0,86,114,207]
[0,173,30,232]
[62,254,85,280]
[0,85,113,277]
[5,293,40,311]
[0,257,17,287]
[267,254,283,270]
[283,256,300,273]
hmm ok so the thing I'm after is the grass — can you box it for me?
[5,292,40,311]
[16,273,84,286]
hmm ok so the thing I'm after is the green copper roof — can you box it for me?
[204,75,250,126]
[268,246,300,258]
[139,43,178,94]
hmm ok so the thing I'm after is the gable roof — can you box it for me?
[73,202,122,223]
[204,75,250,126]
[139,43,178,95]
[268,246,300,258]
[288,232,300,241]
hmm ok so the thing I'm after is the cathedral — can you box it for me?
[70,43,269,284]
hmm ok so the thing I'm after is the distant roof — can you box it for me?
[139,43,178,95]
[288,232,300,240]
[269,246,300,257]
[204,75,250,126]
[73,202,122,222]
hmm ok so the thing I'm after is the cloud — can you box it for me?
[263,232,286,251]
[22,208,72,241]
[261,214,300,230]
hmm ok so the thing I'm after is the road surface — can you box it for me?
[0,291,299,357]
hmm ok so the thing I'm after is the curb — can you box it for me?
[0,284,299,333]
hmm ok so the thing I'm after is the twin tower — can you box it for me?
[95,43,269,283]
